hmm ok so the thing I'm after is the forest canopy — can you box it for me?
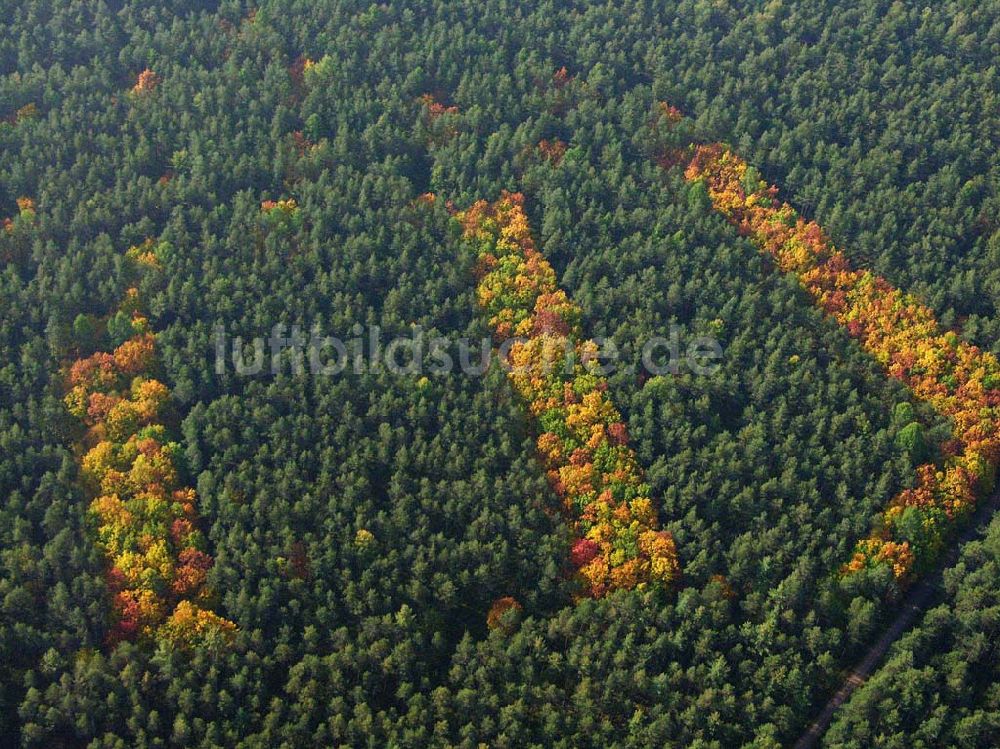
[1,0,999,747]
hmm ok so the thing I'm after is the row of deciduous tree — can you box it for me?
[63,244,236,647]
[681,139,1000,579]
[456,192,679,596]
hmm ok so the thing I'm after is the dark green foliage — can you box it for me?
[825,517,1000,748]
[106,310,136,348]
[895,422,929,465]
[1,0,999,746]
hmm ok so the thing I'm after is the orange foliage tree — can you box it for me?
[486,596,523,631]
[131,69,161,95]
[536,139,567,165]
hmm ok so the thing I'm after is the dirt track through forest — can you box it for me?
[793,490,1000,748]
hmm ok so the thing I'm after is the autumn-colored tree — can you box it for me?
[536,139,567,164]
[159,601,237,648]
[486,596,523,631]
[132,69,160,94]
[260,198,303,233]
[419,93,459,120]
[11,102,38,123]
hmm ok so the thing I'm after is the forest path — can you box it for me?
[792,488,1000,749]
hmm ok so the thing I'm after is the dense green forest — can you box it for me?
[1,0,999,746]
[825,514,1000,747]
